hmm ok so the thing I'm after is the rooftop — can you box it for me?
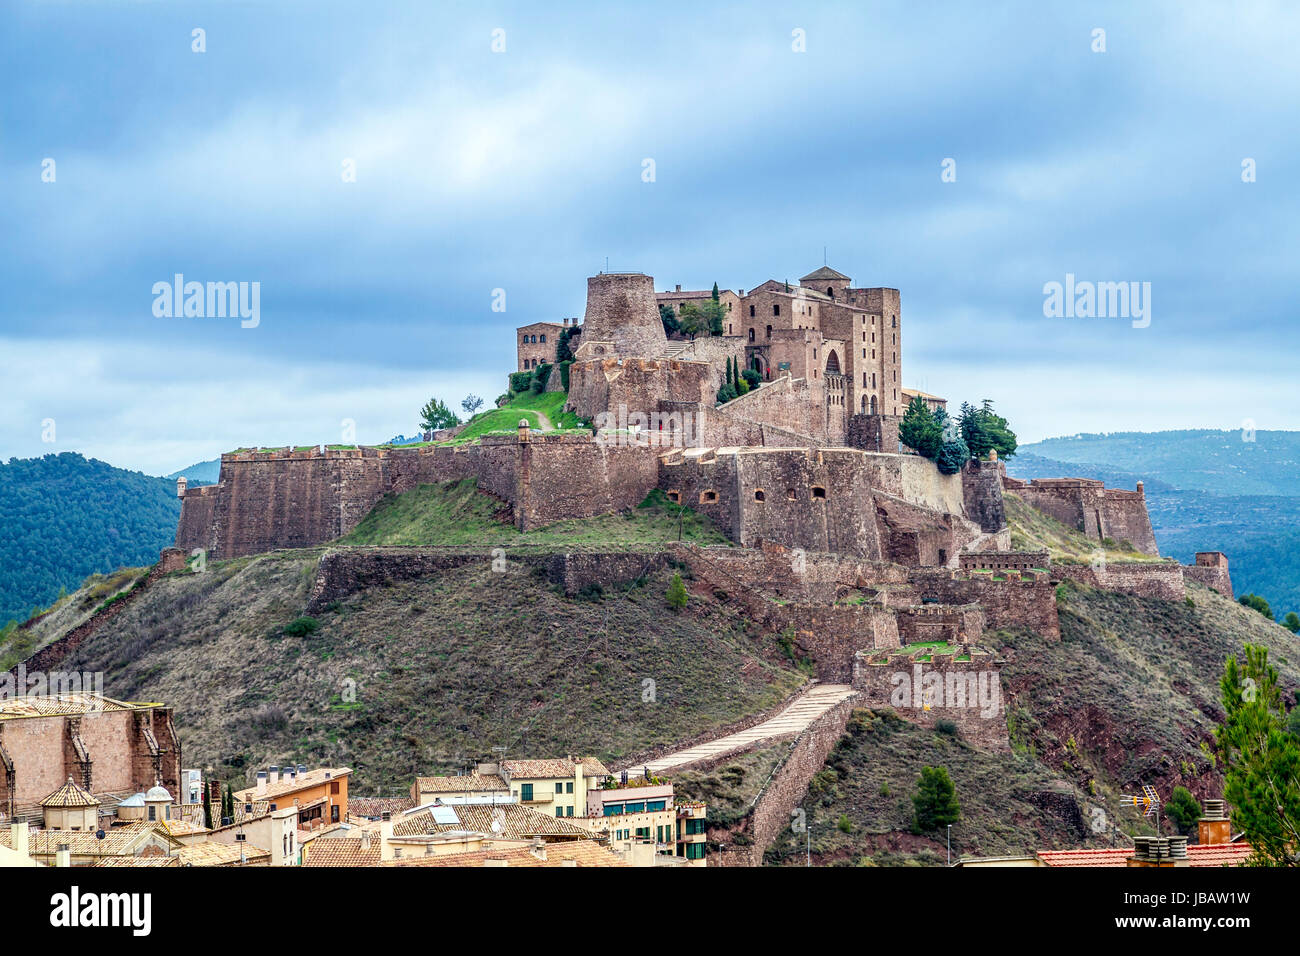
[384,841,626,868]
[414,772,508,794]
[41,776,100,808]
[233,767,351,803]
[501,757,611,779]
[0,693,161,720]
[1035,843,1253,868]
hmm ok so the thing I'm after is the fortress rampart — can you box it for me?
[1004,476,1158,554]
[854,651,1009,751]
[1182,551,1233,598]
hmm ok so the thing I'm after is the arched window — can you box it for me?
[892,315,897,327]
[825,350,840,375]
[539,334,546,343]
[748,328,755,343]
[869,395,878,414]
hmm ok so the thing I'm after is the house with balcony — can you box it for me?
[499,757,610,819]
[578,775,709,866]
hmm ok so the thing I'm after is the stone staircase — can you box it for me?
[661,342,693,360]
[627,682,857,777]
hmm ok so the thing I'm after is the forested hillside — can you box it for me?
[0,453,181,625]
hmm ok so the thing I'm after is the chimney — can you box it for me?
[561,858,578,867]
[56,843,71,868]
[1128,835,1188,867]
[380,818,395,862]
[484,858,509,867]
[268,766,280,786]
[10,822,28,861]
[255,771,268,796]
[1198,799,1231,846]
[176,476,188,498]
[529,837,547,861]
[675,284,681,292]
[361,829,372,850]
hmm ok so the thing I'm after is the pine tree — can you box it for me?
[900,396,941,459]
[666,572,688,611]
[203,780,215,830]
[711,282,720,302]
[1214,644,1300,865]
[911,766,961,833]
[223,783,235,824]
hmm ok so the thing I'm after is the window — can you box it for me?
[604,804,624,816]
[754,489,765,501]
[556,807,564,817]
[773,304,780,316]
[540,334,546,343]
[646,800,666,811]
[685,818,707,834]
[556,782,565,793]
[748,328,755,342]
[812,486,827,499]
[786,488,796,500]
[766,324,772,338]
[567,806,574,816]
[521,783,533,802]
[686,842,706,859]
[566,782,573,793]
[700,490,717,503]
[666,490,680,503]
[148,807,156,821]
[749,304,755,317]
[331,805,340,823]
[331,782,340,795]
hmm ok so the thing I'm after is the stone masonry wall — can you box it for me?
[908,568,1060,639]
[1053,562,1186,601]
[855,653,1009,751]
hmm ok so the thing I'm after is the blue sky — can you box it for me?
[2,0,1297,474]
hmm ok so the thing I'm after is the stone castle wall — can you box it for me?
[576,272,667,358]
[855,654,1009,751]
[1010,478,1159,555]
[908,568,1061,639]
[1183,552,1233,598]
[1053,562,1187,601]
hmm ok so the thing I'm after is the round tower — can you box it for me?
[577,272,666,358]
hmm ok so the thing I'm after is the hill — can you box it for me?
[0,453,182,626]
[1023,429,1300,497]
[7,480,800,793]
[165,459,220,485]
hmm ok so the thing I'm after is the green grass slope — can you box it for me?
[48,551,805,793]
[342,479,730,549]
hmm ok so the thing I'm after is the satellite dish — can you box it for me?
[96,829,106,840]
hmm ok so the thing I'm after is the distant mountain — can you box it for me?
[1010,436,1300,619]
[165,458,220,485]
[0,453,182,625]
[1025,429,1300,497]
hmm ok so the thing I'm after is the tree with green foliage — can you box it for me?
[203,781,215,831]
[711,281,720,302]
[666,572,688,611]
[742,367,762,390]
[1284,612,1300,634]
[1166,785,1201,835]
[659,304,681,337]
[900,396,942,459]
[1239,593,1275,621]
[419,397,459,432]
[911,765,961,833]
[1213,643,1300,865]
[716,382,737,404]
[958,399,1017,461]
[222,783,235,825]
[677,303,705,338]
[461,394,485,418]
[556,325,577,362]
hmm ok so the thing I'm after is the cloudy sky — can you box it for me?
[2,1,1296,475]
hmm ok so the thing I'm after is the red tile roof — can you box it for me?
[1036,843,1252,867]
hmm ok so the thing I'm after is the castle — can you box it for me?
[174,267,1232,696]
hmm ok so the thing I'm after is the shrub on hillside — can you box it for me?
[282,616,320,637]
[1166,785,1201,835]
[1238,593,1274,621]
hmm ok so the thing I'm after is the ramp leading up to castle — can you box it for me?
[630,682,855,776]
